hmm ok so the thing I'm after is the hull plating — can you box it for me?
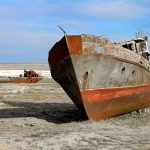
[48,35,150,120]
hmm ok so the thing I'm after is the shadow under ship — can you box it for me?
[48,34,150,120]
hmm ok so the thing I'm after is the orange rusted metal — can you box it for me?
[81,84,150,120]
[82,85,146,103]
[66,35,83,54]
[0,77,42,83]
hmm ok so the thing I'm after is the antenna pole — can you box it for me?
[58,26,66,35]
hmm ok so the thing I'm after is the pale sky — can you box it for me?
[0,0,150,62]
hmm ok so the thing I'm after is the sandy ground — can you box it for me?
[0,63,150,150]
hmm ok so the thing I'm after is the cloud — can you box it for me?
[0,0,150,62]
[0,17,60,50]
[0,0,63,19]
[1,0,150,20]
[74,0,150,19]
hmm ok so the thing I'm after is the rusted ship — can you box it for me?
[48,34,150,120]
[0,70,42,83]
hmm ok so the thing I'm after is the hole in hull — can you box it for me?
[122,67,125,72]
[132,71,135,75]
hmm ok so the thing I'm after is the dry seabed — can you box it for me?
[0,64,150,150]
[0,79,149,150]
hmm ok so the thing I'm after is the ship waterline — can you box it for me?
[48,34,150,120]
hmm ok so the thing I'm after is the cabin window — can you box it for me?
[128,44,133,50]
[122,44,133,51]
[122,44,128,49]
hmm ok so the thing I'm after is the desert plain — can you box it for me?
[0,63,150,150]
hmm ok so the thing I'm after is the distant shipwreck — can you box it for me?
[0,70,42,83]
[48,34,150,120]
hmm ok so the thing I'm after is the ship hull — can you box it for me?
[0,77,42,83]
[81,85,150,120]
[48,35,150,120]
